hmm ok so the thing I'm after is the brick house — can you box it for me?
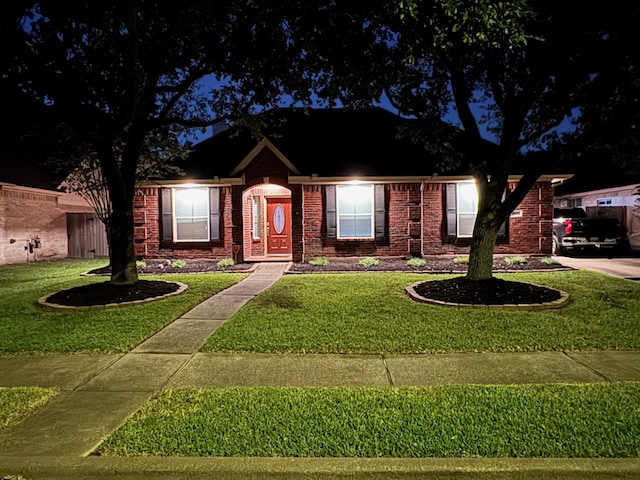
[0,182,104,265]
[135,108,569,263]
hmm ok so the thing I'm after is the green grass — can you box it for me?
[0,387,57,430]
[0,259,246,353]
[98,382,640,458]
[203,271,640,353]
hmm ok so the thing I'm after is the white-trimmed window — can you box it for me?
[173,187,209,241]
[336,184,374,239]
[456,182,478,237]
[445,182,506,239]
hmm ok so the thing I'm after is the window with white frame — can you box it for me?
[336,184,374,239]
[456,182,478,237]
[173,187,209,241]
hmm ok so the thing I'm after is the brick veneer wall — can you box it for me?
[0,184,93,265]
[135,178,553,262]
[301,183,417,260]
[233,148,302,262]
[302,181,553,261]
[134,186,234,260]
[422,181,553,256]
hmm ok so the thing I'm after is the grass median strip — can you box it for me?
[0,259,246,353]
[0,387,57,430]
[203,271,640,353]
[98,382,640,458]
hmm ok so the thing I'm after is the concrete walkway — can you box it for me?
[1,262,640,479]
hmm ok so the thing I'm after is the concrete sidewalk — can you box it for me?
[1,262,639,479]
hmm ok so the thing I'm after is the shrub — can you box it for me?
[217,258,235,269]
[541,256,560,265]
[308,257,329,266]
[505,256,527,265]
[135,260,147,270]
[407,257,427,267]
[359,257,379,268]
[453,255,469,264]
[171,260,186,268]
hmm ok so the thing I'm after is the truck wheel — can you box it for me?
[552,235,563,256]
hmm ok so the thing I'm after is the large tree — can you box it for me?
[8,1,296,284]
[288,0,637,280]
[398,1,637,279]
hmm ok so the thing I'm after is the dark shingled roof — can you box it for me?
[180,107,442,179]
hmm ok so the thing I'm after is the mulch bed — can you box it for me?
[287,256,566,273]
[412,277,561,305]
[86,260,252,276]
[45,280,182,307]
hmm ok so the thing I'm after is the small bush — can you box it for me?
[135,260,147,270]
[217,258,235,269]
[308,257,329,266]
[359,257,379,268]
[505,256,527,265]
[407,257,427,267]
[453,255,469,264]
[541,256,560,265]
[171,260,186,268]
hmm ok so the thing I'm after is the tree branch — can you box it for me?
[444,60,482,140]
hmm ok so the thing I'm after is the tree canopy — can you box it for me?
[6,0,638,283]
[8,0,304,283]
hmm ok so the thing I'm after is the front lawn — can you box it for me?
[98,382,640,457]
[0,387,57,430]
[0,259,246,353]
[203,271,640,353]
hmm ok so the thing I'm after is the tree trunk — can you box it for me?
[108,205,138,285]
[467,216,499,281]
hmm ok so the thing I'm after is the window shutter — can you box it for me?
[209,187,220,242]
[161,188,173,242]
[446,183,457,236]
[498,218,507,237]
[374,184,386,241]
[325,185,337,239]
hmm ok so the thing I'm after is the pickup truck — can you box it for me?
[552,207,629,255]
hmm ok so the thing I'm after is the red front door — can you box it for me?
[266,197,292,255]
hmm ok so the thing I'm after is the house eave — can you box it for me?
[288,174,574,185]
[139,176,245,187]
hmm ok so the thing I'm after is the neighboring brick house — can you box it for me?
[0,182,103,265]
[135,108,569,263]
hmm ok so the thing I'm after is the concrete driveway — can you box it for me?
[555,252,640,280]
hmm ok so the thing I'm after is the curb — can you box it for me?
[2,456,640,480]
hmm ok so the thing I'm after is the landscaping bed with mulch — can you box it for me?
[287,255,567,273]
[86,260,253,276]
[47,255,568,307]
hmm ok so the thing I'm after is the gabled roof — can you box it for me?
[229,137,301,177]
[155,107,573,185]
[174,107,440,180]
